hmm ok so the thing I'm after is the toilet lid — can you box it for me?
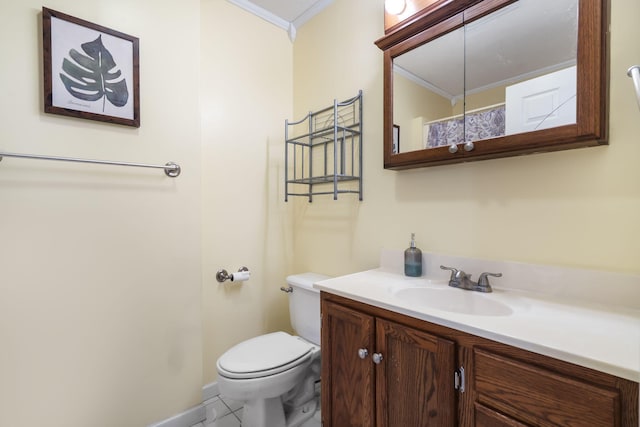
[217,332,314,379]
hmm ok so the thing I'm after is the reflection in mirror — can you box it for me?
[464,0,578,144]
[393,27,464,153]
[392,0,579,153]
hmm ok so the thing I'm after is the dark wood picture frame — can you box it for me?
[43,7,140,127]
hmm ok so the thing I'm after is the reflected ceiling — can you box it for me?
[394,0,578,101]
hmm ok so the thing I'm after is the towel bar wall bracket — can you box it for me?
[0,151,181,178]
[628,65,640,111]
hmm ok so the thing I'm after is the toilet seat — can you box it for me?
[217,332,315,379]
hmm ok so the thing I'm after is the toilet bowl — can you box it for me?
[217,332,320,427]
[216,273,329,427]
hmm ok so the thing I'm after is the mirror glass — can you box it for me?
[392,0,579,153]
[393,27,464,153]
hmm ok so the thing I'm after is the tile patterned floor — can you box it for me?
[201,394,242,427]
[193,393,321,427]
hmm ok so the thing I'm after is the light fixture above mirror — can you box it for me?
[385,0,407,15]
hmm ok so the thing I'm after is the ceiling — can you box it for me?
[227,0,333,41]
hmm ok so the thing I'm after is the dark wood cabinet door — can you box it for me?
[321,299,376,427]
[375,318,457,427]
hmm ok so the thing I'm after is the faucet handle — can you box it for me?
[441,265,470,281]
[477,272,502,290]
[440,265,459,280]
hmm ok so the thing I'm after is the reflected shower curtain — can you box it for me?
[426,105,505,148]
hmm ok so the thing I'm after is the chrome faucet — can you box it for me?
[440,265,502,293]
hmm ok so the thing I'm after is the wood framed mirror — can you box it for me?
[375,0,609,169]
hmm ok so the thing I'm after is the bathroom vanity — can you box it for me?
[315,254,639,426]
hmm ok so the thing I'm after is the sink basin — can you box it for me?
[392,286,513,316]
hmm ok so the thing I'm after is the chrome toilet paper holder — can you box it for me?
[216,266,250,283]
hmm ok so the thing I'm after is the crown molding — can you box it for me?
[292,0,333,28]
[227,0,334,42]
[227,0,290,31]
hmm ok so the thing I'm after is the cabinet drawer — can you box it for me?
[475,403,529,427]
[474,349,620,426]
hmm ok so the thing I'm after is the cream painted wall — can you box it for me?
[0,1,202,426]
[200,1,294,383]
[2,0,638,424]
[292,0,640,277]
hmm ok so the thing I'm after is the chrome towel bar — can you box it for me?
[0,151,181,177]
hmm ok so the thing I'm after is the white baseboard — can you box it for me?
[147,405,206,427]
[202,381,219,402]
[147,381,219,427]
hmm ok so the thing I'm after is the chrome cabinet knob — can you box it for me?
[372,353,384,364]
[464,141,475,151]
[448,144,459,154]
[358,348,369,359]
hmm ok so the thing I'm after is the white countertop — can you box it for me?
[313,252,640,383]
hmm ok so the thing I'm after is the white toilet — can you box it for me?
[216,273,329,427]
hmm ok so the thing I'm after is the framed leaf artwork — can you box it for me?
[43,8,140,127]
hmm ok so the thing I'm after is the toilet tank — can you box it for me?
[286,272,330,346]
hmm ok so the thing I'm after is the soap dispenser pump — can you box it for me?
[404,233,423,277]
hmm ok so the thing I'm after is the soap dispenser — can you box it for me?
[404,233,423,277]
